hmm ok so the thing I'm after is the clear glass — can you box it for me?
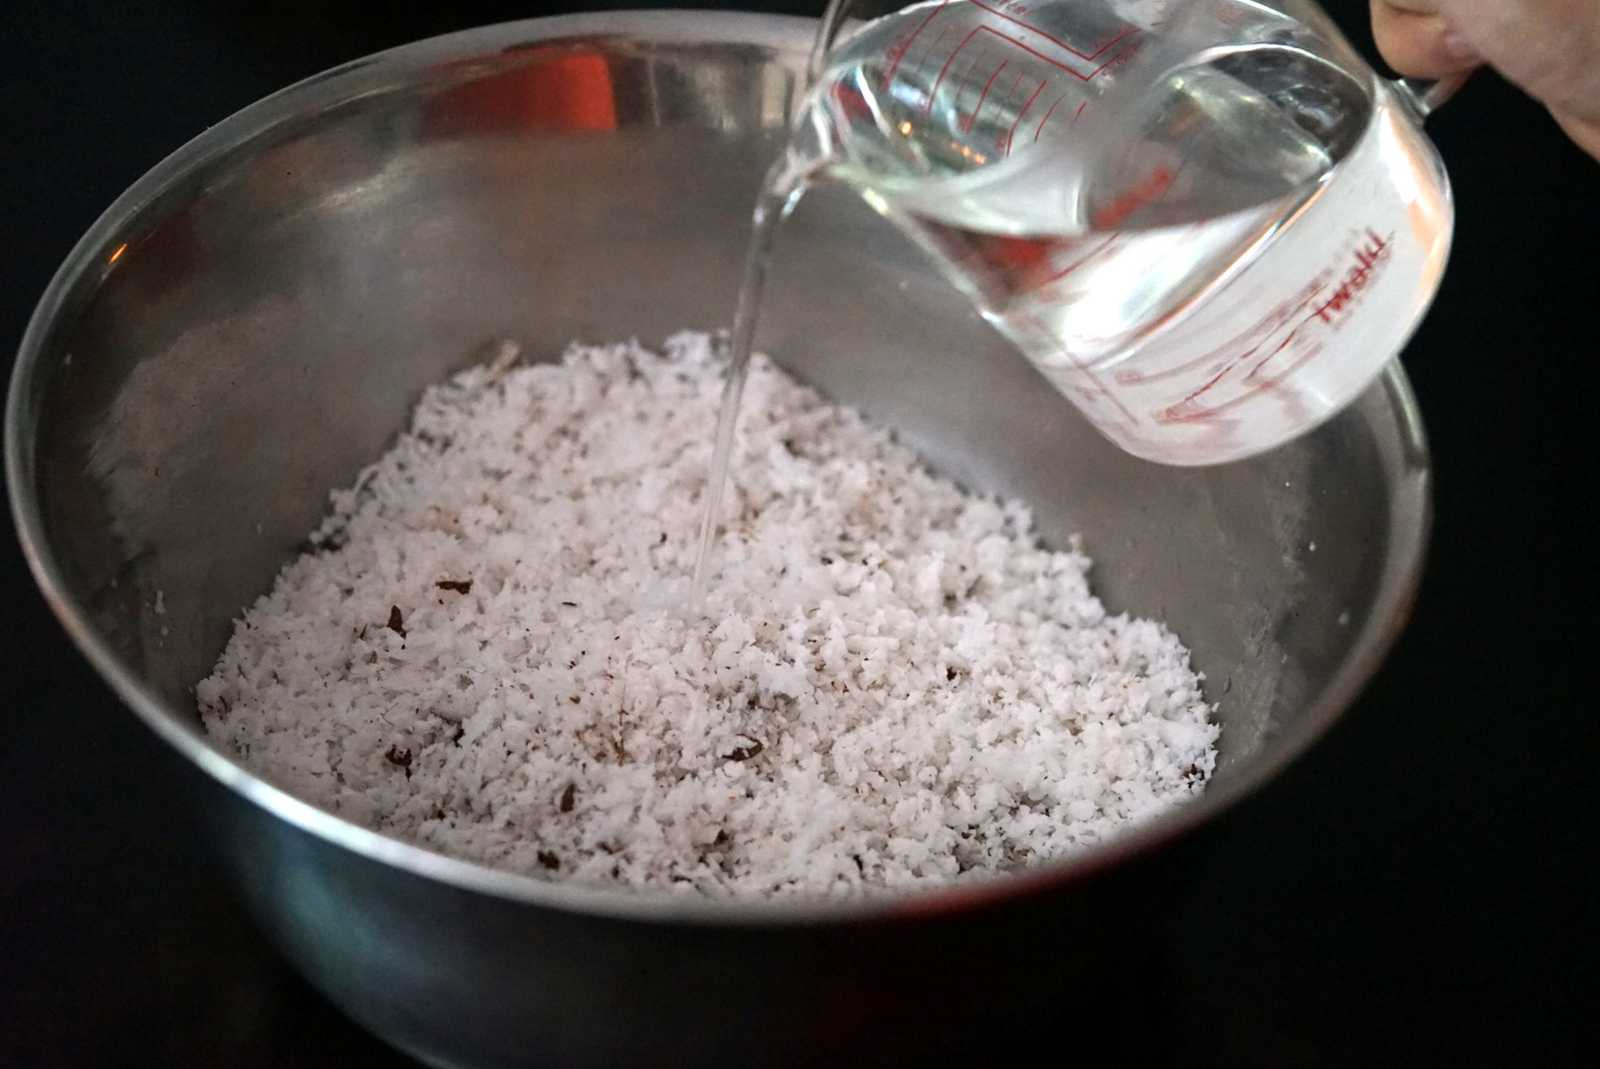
[792,0,1454,465]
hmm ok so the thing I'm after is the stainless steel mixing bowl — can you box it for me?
[6,11,1429,1068]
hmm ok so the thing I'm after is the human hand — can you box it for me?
[1370,0,1600,161]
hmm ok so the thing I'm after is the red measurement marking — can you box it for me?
[1018,311,1140,427]
[961,59,1009,131]
[1153,234,1388,422]
[1246,327,1306,381]
[927,28,983,112]
[914,25,956,82]
[958,42,993,106]
[1032,94,1066,141]
[1090,164,1176,229]
[1001,78,1048,154]
[1117,275,1328,387]
[1156,229,1394,399]
[968,0,1138,61]
[1160,344,1326,424]
[883,0,952,89]
[1040,233,1120,284]
[1223,230,1394,385]
[1172,357,1237,414]
[930,23,1132,113]
[1074,99,1089,121]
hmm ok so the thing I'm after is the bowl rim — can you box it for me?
[5,8,1433,927]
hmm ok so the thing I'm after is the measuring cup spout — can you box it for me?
[809,0,863,86]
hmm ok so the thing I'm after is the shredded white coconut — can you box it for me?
[198,333,1218,897]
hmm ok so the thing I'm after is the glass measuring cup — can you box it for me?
[792,0,1459,465]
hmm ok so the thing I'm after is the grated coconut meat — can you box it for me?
[197,333,1218,897]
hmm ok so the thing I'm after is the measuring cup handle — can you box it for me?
[1392,72,1472,120]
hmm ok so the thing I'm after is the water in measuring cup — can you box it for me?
[692,0,1447,594]
[792,0,1425,465]
[806,5,1360,289]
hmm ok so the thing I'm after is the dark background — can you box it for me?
[2,1,1594,1065]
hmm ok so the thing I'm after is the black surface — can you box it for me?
[2,2,1595,1065]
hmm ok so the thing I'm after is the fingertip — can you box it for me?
[1370,3,1481,80]
[1438,30,1481,67]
